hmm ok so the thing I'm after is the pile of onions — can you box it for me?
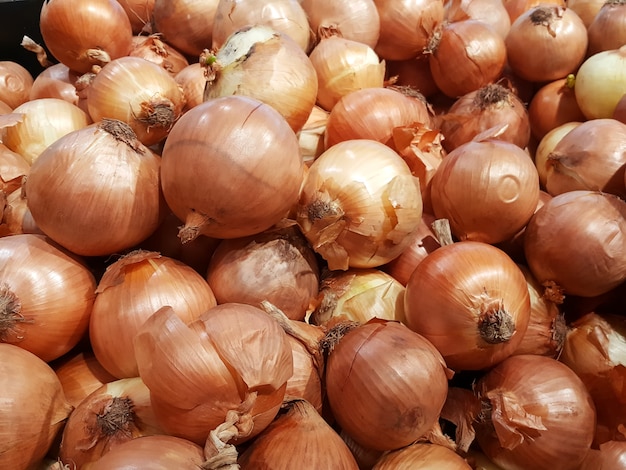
[159,95,304,241]
[128,34,189,76]
[587,0,626,56]
[0,344,73,469]
[134,303,293,446]
[24,119,163,257]
[296,139,423,270]
[325,319,452,451]
[504,6,588,83]
[404,241,531,371]
[0,61,33,109]
[40,0,133,74]
[308,35,385,112]
[0,234,96,362]
[87,56,185,147]
[474,354,596,470]
[89,251,218,378]
[523,190,626,297]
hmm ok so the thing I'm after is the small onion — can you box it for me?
[404,241,531,371]
[372,442,472,469]
[325,319,451,451]
[523,190,626,297]
[587,0,626,56]
[174,63,206,112]
[116,0,155,34]
[90,251,218,378]
[474,354,596,470]
[533,121,582,188]
[0,234,96,362]
[24,119,164,257]
[129,34,190,76]
[0,344,73,469]
[296,139,423,270]
[505,6,588,83]
[40,0,133,74]
[160,95,304,241]
[0,61,33,110]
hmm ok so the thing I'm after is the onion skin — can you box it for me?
[129,34,189,76]
[533,121,582,188]
[580,441,626,470]
[0,61,33,109]
[0,143,30,195]
[174,63,205,112]
[474,354,596,470]
[0,343,73,469]
[372,442,472,469]
[117,0,155,34]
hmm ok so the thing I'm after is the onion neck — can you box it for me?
[136,98,177,130]
[97,396,136,436]
[179,210,214,244]
[100,119,144,152]
[478,300,515,344]
[473,84,512,109]
[0,283,29,342]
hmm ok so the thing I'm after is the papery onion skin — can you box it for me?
[0,234,96,362]
[0,61,34,109]
[523,190,626,297]
[296,139,423,271]
[474,354,596,470]
[0,143,30,196]
[372,442,472,469]
[404,241,531,371]
[160,95,304,241]
[40,0,134,74]
[0,344,73,470]
[129,34,190,76]
[24,119,164,257]
[285,333,323,412]
[117,0,155,34]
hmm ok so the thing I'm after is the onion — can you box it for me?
[239,399,360,469]
[134,303,293,445]
[523,190,626,297]
[296,139,423,270]
[545,118,626,198]
[533,121,582,188]
[325,319,452,451]
[373,0,445,61]
[505,6,588,83]
[587,0,626,56]
[372,442,472,469]
[324,87,431,151]
[152,0,220,57]
[474,354,596,470]
[160,95,304,241]
[309,35,385,112]
[211,0,311,52]
[385,57,440,98]
[0,62,33,110]
[40,0,133,74]
[90,251,217,378]
[0,344,73,469]
[405,241,531,371]
[53,350,116,409]
[117,0,155,34]
[311,268,406,326]
[0,144,30,195]
[24,119,164,257]
[502,0,565,22]
[299,0,380,48]
[29,63,81,108]
[580,441,626,470]
[174,63,206,113]
[440,83,530,151]
[2,98,90,165]
[575,46,626,120]
[129,34,190,76]
[615,94,626,124]
[560,0,600,26]
[87,56,185,147]
[445,0,511,39]
[0,234,96,362]
[203,25,318,133]
[427,19,507,98]
[430,138,540,245]
[206,227,319,322]
[59,377,164,468]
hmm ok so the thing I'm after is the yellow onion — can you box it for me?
[405,241,531,371]
[204,25,318,133]
[134,304,293,445]
[533,121,582,188]
[29,63,81,107]
[0,144,30,195]
[474,354,596,470]
[296,139,423,270]
[523,190,626,297]
[587,0,626,56]
[372,443,472,469]
[0,61,33,109]
[325,319,452,451]
[0,234,96,362]
[0,344,73,469]
[128,34,190,76]
[160,95,304,241]
[239,399,360,469]
[445,0,511,39]
[309,35,385,112]
[24,119,164,257]
[40,0,133,74]
[117,0,155,34]
[59,377,164,469]
[90,251,218,378]
[87,56,185,147]
[2,98,90,164]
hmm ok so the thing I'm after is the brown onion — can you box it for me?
[129,34,189,75]
[174,63,206,113]
[29,63,80,107]
[445,0,511,39]
[474,354,596,470]
[160,95,304,241]
[24,119,164,257]
[427,19,507,98]
[284,332,324,412]
[505,6,588,83]
[0,61,33,110]
[565,0,603,26]
[502,0,565,22]
[587,0,626,56]
[0,344,73,469]
[40,0,133,74]
[405,241,531,371]
[373,442,472,469]
[325,319,451,451]
[117,0,155,34]
[90,251,218,378]
[524,190,626,297]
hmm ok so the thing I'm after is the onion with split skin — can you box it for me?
[129,34,190,76]
[0,61,33,110]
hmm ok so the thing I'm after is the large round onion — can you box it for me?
[160,95,304,241]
